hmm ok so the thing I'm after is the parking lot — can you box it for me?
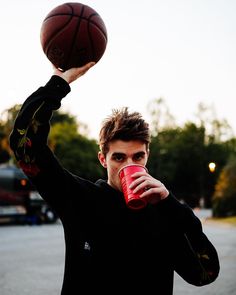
[0,214,236,295]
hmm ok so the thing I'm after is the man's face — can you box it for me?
[98,139,149,191]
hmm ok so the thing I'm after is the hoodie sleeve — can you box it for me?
[9,75,71,211]
[153,193,220,286]
[9,75,70,168]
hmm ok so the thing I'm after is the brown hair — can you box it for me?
[99,107,151,155]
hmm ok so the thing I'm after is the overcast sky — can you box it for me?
[1,0,236,139]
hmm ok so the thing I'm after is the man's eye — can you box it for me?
[134,154,144,161]
[113,155,124,162]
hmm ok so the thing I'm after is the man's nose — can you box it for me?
[126,158,134,165]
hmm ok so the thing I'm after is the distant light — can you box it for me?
[20,179,27,186]
[208,162,216,173]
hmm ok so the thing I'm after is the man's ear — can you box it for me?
[98,151,107,168]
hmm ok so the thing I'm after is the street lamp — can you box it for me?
[208,162,216,173]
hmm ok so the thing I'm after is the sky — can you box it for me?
[1,0,236,140]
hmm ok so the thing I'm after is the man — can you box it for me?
[9,63,220,294]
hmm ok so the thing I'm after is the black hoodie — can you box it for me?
[9,75,220,295]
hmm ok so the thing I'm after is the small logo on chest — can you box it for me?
[84,241,91,251]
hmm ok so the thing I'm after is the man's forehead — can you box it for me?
[108,140,147,153]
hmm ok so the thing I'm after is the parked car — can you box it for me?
[0,163,58,224]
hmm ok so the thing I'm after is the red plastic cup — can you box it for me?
[118,164,148,210]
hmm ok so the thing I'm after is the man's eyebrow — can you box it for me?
[111,152,126,156]
[135,151,146,155]
[133,151,146,156]
[111,151,146,157]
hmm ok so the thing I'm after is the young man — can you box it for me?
[9,63,220,294]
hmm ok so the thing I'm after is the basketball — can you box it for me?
[40,2,108,71]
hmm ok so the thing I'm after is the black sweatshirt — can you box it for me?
[9,75,220,295]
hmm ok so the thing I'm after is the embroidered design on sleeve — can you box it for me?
[19,159,40,177]
[184,234,215,285]
[16,101,45,177]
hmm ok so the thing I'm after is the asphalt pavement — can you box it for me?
[0,210,236,295]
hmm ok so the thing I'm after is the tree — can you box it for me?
[203,141,230,207]
[49,120,105,181]
[149,123,206,207]
[212,155,236,217]
[0,125,10,163]
[195,102,234,142]
[0,104,22,163]
[147,99,236,209]
[147,97,176,136]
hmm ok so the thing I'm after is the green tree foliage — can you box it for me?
[0,125,10,163]
[50,110,77,126]
[212,155,236,217]
[147,98,236,209]
[49,118,105,181]
[148,123,206,207]
[0,104,22,163]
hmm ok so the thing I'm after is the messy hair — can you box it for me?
[99,107,151,155]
